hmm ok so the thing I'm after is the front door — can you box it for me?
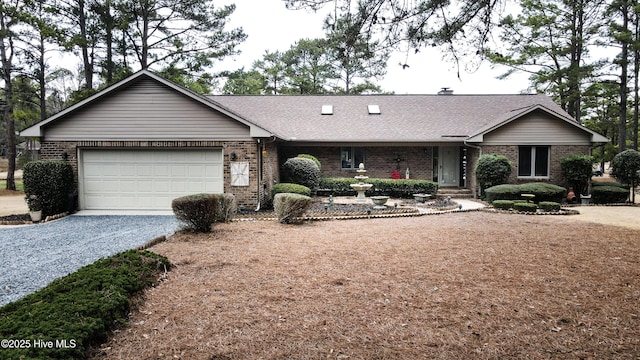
[438,146,459,187]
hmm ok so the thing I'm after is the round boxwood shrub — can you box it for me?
[492,200,514,210]
[539,201,561,212]
[171,194,219,232]
[282,157,320,189]
[476,154,512,194]
[297,154,321,171]
[274,193,312,224]
[513,202,538,213]
[23,160,75,216]
[592,186,629,204]
[272,183,311,199]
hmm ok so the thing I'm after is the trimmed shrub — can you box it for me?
[492,200,514,210]
[282,157,320,189]
[171,194,219,232]
[0,250,170,360]
[318,177,438,198]
[297,154,321,170]
[592,181,628,189]
[561,154,594,196]
[274,193,312,224]
[213,193,236,223]
[476,154,512,193]
[272,183,312,199]
[514,202,538,213]
[484,183,566,203]
[23,160,74,216]
[539,201,561,212]
[592,186,629,204]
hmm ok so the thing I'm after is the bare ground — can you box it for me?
[92,212,640,359]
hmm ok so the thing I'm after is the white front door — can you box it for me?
[439,146,459,187]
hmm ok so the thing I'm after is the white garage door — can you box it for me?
[80,149,223,210]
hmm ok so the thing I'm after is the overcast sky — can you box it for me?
[217,0,533,95]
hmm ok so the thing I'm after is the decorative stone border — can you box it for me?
[481,207,580,216]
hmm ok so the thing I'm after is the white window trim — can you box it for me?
[517,145,550,179]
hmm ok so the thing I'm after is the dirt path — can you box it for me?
[0,194,27,216]
[569,206,640,230]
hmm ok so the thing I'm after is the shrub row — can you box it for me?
[171,193,236,232]
[0,250,171,359]
[318,178,438,198]
[491,200,561,212]
[274,193,312,224]
[591,186,629,204]
[484,183,566,203]
[23,160,75,216]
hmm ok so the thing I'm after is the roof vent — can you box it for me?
[321,105,333,115]
[438,87,454,95]
[368,104,381,115]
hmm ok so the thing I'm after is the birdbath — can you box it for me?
[521,193,535,203]
[350,163,373,203]
[413,193,431,204]
[371,196,389,209]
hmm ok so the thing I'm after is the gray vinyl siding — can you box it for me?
[44,78,252,141]
[481,112,592,145]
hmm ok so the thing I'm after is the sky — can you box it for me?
[217,0,533,95]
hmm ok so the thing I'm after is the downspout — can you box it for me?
[255,139,262,212]
[464,139,483,198]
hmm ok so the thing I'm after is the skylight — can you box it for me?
[368,104,381,115]
[321,105,333,115]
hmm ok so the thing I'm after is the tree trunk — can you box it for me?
[0,7,16,191]
[619,0,629,152]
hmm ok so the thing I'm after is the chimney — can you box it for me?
[438,87,453,95]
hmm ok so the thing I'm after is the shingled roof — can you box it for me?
[211,94,572,142]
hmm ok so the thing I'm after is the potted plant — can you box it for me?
[27,195,43,222]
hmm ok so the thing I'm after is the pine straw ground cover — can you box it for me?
[92,212,639,359]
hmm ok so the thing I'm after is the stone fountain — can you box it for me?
[350,163,373,203]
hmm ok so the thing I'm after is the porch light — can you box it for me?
[61,151,69,161]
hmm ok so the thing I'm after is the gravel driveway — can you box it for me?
[0,215,177,306]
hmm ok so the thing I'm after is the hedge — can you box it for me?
[271,183,312,199]
[513,202,538,213]
[171,193,219,232]
[274,193,312,224]
[484,183,566,203]
[318,178,438,198]
[592,186,629,204]
[0,250,170,360]
[23,160,75,216]
[539,201,561,212]
[282,157,320,189]
[492,200,514,210]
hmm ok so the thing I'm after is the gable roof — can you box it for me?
[20,70,272,138]
[466,104,609,143]
[212,94,603,143]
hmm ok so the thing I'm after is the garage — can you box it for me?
[80,149,223,210]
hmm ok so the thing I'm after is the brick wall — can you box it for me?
[280,145,434,180]
[480,144,591,186]
[40,140,261,208]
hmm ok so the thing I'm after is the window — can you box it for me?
[341,147,365,169]
[518,146,550,177]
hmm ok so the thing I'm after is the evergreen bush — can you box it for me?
[297,154,321,170]
[492,200,514,210]
[282,157,320,189]
[23,160,74,216]
[484,183,566,203]
[561,154,594,196]
[476,154,512,194]
[213,193,236,223]
[539,201,561,212]
[592,186,629,204]
[0,250,170,360]
[271,183,312,199]
[317,177,438,198]
[171,193,219,232]
[611,149,640,203]
[513,202,538,213]
[274,193,312,224]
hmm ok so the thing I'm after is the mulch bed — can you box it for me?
[92,212,640,359]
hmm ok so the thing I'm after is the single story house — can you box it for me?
[20,70,608,211]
